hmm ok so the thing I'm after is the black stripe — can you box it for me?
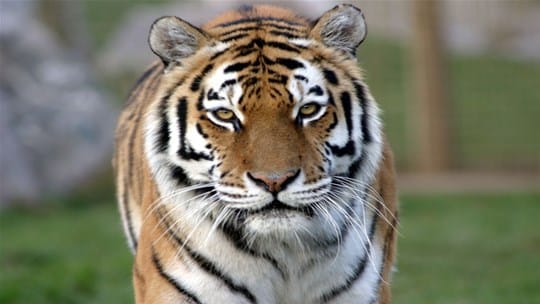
[323,69,339,85]
[287,89,295,104]
[151,248,202,304]
[325,112,339,133]
[257,21,304,32]
[328,91,336,105]
[268,30,303,40]
[190,64,214,92]
[177,97,188,144]
[210,49,228,60]
[156,78,186,152]
[266,41,301,53]
[224,61,252,73]
[271,87,283,97]
[354,83,372,143]
[207,89,221,101]
[197,90,205,111]
[221,33,249,42]
[308,85,323,96]
[214,17,303,28]
[196,123,208,139]
[219,26,259,38]
[268,75,288,84]
[266,68,278,76]
[220,79,238,90]
[244,77,259,87]
[252,38,264,48]
[261,55,275,65]
[320,246,368,302]
[159,212,257,303]
[294,75,308,82]
[219,22,302,38]
[340,91,353,135]
[275,58,305,70]
[177,98,213,161]
[230,38,264,54]
[170,165,191,185]
[156,94,171,152]
[347,157,362,178]
[233,47,257,59]
[327,140,355,157]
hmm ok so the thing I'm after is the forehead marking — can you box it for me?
[190,63,214,92]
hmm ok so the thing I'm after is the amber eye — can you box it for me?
[213,108,236,121]
[299,103,321,118]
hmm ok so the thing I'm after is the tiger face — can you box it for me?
[145,4,383,248]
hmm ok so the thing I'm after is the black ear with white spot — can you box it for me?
[149,16,211,65]
[310,4,367,55]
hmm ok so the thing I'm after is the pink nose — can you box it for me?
[247,170,300,194]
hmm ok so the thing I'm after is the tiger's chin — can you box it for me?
[236,200,329,246]
[245,209,311,234]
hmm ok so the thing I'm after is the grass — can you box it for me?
[1,192,539,303]
[0,192,133,304]
[394,193,540,303]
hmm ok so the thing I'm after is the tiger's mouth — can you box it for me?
[248,200,315,217]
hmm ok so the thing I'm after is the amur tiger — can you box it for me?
[114,4,398,304]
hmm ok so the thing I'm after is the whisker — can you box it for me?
[203,205,233,247]
[330,179,400,235]
[312,202,343,260]
[150,188,217,237]
[151,190,218,248]
[333,176,398,222]
[327,187,399,236]
[142,182,216,225]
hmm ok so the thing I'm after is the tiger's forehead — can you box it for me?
[204,5,311,40]
[203,54,327,114]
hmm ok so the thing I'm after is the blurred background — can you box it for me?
[1,0,538,303]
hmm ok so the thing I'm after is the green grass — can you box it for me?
[0,192,133,304]
[394,193,540,303]
[2,192,539,303]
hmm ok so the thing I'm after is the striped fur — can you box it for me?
[114,4,398,304]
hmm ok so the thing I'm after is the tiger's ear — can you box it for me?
[309,4,367,56]
[149,16,211,65]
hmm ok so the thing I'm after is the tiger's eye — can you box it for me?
[214,109,235,121]
[299,103,320,117]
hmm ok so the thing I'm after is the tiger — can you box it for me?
[114,4,398,304]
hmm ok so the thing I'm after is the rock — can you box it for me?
[0,0,117,206]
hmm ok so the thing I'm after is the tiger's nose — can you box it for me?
[246,169,300,194]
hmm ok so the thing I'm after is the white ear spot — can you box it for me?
[148,16,211,64]
[310,4,367,55]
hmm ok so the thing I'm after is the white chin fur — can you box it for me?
[244,211,311,236]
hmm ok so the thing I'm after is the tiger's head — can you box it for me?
[145,5,383,248]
